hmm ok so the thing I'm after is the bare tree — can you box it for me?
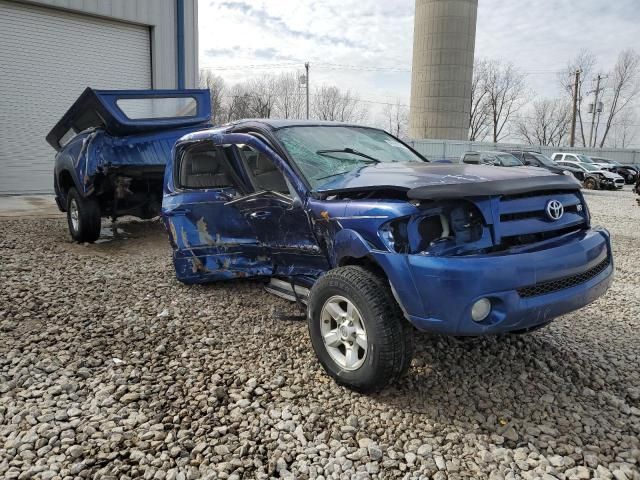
[558,50,597,147]
[380,99,408,138]
[273,72,306,119]
[598,49,640,147]
[199,70,227,124]
[313,85,368,122]
[245,77,279,118]
[484,60,527,142]
[609,109,637,148]
[469,59,490,141]
[225,84,253,122]
[515,98,571,146]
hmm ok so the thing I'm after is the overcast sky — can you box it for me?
[199,0,639,134]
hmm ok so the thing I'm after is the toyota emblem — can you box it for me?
[545,199,564,221]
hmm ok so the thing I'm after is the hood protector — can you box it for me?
[315,162,582,198]
[408,175,581,200]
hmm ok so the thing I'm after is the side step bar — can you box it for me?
[265,278,310,304]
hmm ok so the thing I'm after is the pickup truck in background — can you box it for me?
[47,88,211,242]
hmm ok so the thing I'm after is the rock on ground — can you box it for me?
[0,188,639,479]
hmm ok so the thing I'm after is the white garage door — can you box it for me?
[0,0,151,194]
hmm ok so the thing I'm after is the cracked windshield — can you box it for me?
[275,126,426,189]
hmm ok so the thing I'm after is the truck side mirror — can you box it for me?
[290,197,303,210]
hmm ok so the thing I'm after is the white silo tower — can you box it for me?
[409,0,478,140]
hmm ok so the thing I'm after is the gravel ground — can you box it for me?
[1,188,639,480]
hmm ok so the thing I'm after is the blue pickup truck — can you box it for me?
[49,90,614,392]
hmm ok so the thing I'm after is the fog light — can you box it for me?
[471,298,491,322]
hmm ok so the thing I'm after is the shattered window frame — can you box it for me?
[176,142,241,191]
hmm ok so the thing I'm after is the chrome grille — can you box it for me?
[497,190,587,245]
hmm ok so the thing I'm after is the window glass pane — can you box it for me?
[238,146,290,195]
[180,146,235,189]
[59,128,76,147]
[497,154,522,166]
[117,97,197,120]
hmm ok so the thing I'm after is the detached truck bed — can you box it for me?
[47,88,211,242]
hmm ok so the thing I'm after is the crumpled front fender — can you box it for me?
[328,229,424,317]
[331,228,375,266]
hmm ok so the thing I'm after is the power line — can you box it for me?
[200,62,301,71]
[217,92,640,127]
[201,61,564,76]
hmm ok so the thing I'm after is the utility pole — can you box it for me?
[569,69,580,147]
[588,74,605,148]
[305,62,310,120]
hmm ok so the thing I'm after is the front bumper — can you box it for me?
[374,227,613,336]
[601,177,624,189]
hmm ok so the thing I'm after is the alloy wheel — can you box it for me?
[320,295,368,370]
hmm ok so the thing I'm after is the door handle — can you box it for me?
[249,210,271,219]
[165,208,190,216]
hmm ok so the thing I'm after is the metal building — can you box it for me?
[409,0,478,141]
[0,0,199,194]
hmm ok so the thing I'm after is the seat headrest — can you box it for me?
[188,152,219,174]
[255,153,275,172]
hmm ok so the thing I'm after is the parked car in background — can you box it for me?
[508,150,599,187]
[591,158,638,184]
[509,150,576,174]
[551,153,615,171]
[460,151,523,167]
[556,159,624,190]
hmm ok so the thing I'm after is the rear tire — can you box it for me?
[308,266,413,393]
[66,187,101,243]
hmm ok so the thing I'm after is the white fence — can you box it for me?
[407,139,640,165]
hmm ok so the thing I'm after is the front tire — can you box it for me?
[583,177,598,190]
[308,266,413,393]
[66,187,101,243]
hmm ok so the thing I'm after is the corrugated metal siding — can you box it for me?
[14,0,199,89]
[0,0,151,193]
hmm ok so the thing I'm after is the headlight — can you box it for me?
[379,224,395,250]
[383,201,486,255]
[379,219,409,253]
[562,170,572,176]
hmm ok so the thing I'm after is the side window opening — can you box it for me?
[238,145,291,196]
[179,144,240,190]
[463,153,480,164]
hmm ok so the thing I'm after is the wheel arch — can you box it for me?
[58,169,77,194]
[330,229,419,321]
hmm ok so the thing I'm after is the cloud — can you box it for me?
[200,0,640,143]
[214,1,368,49]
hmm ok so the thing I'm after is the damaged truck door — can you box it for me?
[163,133,327,284]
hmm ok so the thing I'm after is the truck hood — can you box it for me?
[315,162,581,199]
